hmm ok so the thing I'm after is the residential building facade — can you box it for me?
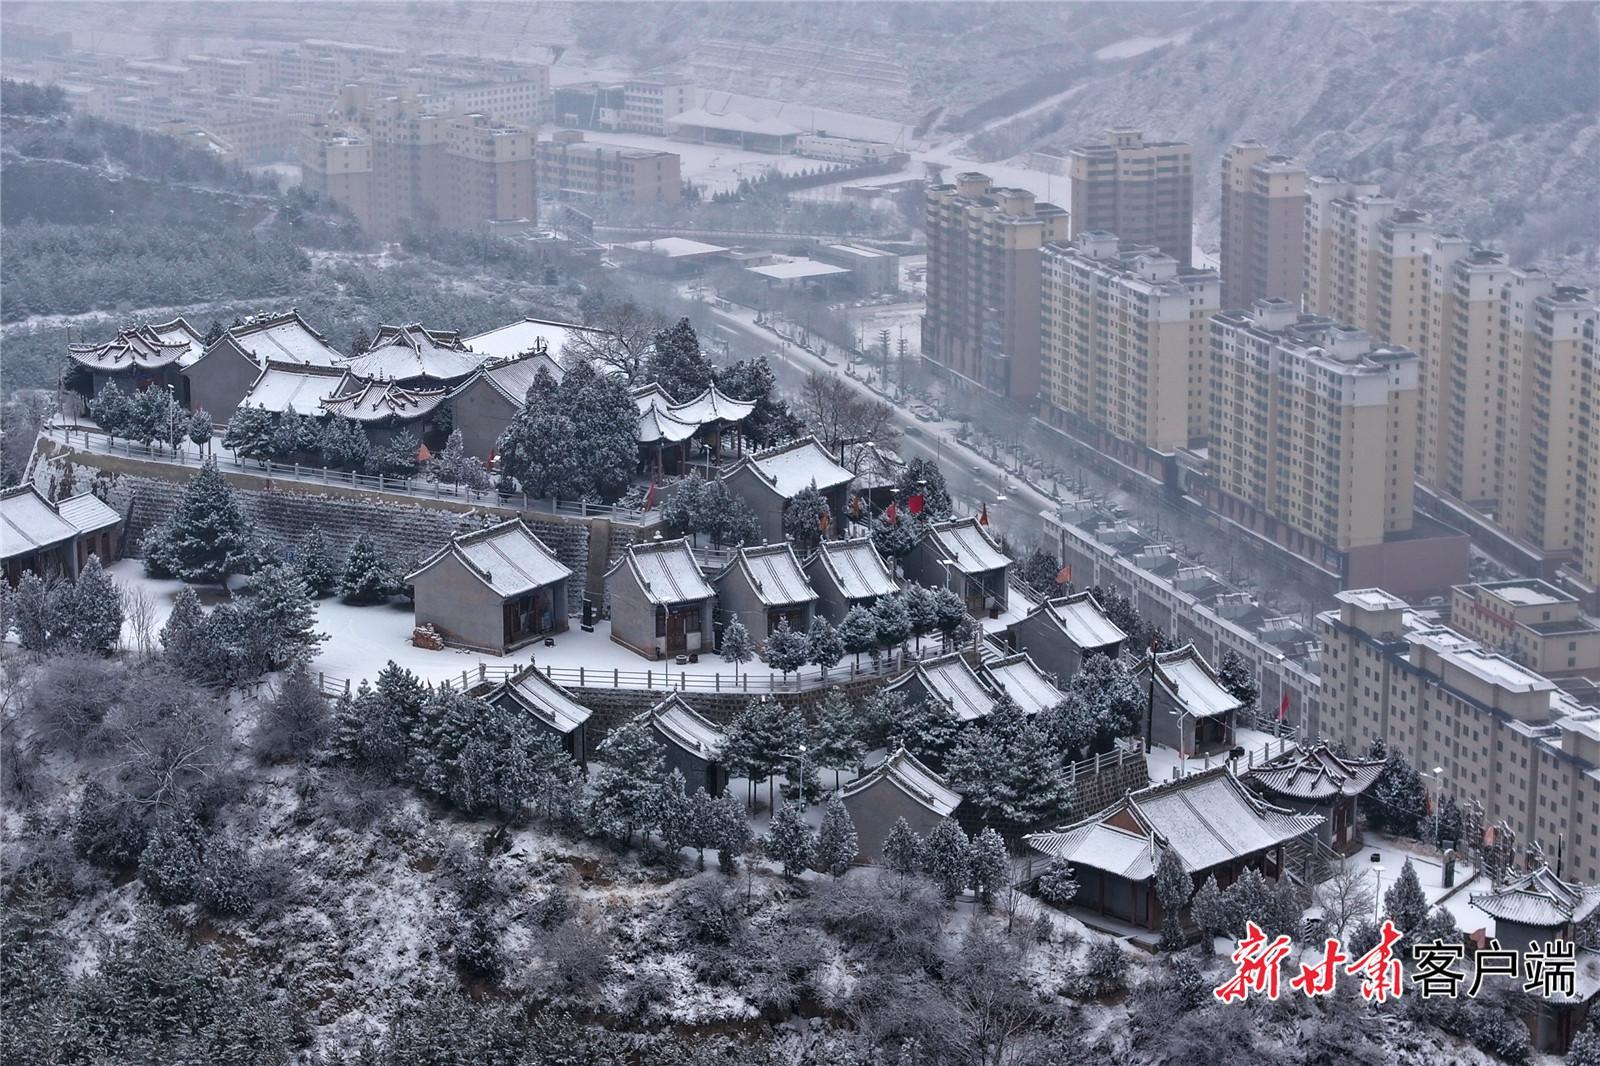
[1219,141,1306,309]
[535,131,682,204]
[1068,128,1193,267]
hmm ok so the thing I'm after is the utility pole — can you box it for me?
[1144,637,1158,754]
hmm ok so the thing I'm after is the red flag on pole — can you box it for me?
[643,481,658,510]
[818,509,830,532]
[885,500,898,524]
[908,492,925,515]
[850,494,863,519]
[1277,692,1290,721]
[487,447,497,469]
[978,502,989,526]
[416,442,432,462]
[1055,564,1072,585]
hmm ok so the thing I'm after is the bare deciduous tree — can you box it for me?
[562,299,664,384]
[801,371,900,455]
[121,583,157,657]
[1315,858,1374,941]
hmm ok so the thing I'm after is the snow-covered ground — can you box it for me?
[1142,726,1295,785]
[1336,835,1485,936]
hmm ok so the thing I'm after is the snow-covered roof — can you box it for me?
[1243,744,1385,802]
[344,323,483,382]
[321,379,450,423]
[486,663,592,734]
[887,652,997,722]
[980,653,1064,716]
[717,543,816,606]
[1035,591,1126,650]
[811,538,899,601]
[737,436,853,498]
[406,518,571,598]
[925,517,1010,575]
[67,318,204,372]
[617,236,729,258]
[637,403,700,444]
[463,316,610,365]
[1026,768,1323,879]
[237,361,349,415]
[1,485,82,556]
[840,747,962,817]
[670,107,802,138]
[53,491,121,536]
[640,694,725,759]
[748,259,852,282]
[1143,644,1242,720]
[453,350,565,408]
[1470,866,1600,929]
[607,537,713,605]
[670,385,757,427]
[227,310,344,367]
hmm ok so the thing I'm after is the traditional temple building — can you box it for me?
[979,652,1066,715]
[605,537,715,659]
[637,694,729,796]
[905,517,1013,618]
[1007,591,1127,673]
[0,484,122,584]
[711,543,818,650]
[884,651,999,724]
[722,436,854,543]
[1242,744,1384,853]
[406,519,572,653]
[344,323,483,388]
[805,537,901,623]
[184,310,345,420]
[1135,644,1242,756]
[482,663,593,767]
[840,747,964,863]
[320,378,451,448]
[67,318,206,401]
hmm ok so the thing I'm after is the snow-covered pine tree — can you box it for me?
[869,513,916,561]
[719,613,754,675]
[805,616,844,673]
[968,827,1010,910]
[339,532,392,604]
[1384,858,1430,933]
[648,318,714,403]
[901,584,938,647]
[1036,859,1078,907]
[149,459,254,585]
[708,788,752,875]
[816,793,858,876]
[932,587,967,650]
[811,689,864,789]
[763,799,816,881]
[1226,867,1273,937]
[922,819,972,900]
[1039,691,1098,759]
[63,554,124,653]
[662,474,706,540]
[882,816,924,876]
[687,787,718,871]
[253,664,329,762]
[1154,847,1192,952]
[589,718,668,844]
[700,479,762,547]
[1369,750,1427,837]
[655,768,693,861]
[186,408,213,451]
[715,356,803,447]
[138,808,204,905]
[764,617,811,679]
[782,485,832,553]
[269,405,318,461]
[871,592,911,652]
[1265,874,1304,942]
[1065,653,1144,752]
[557,360,639,502]
[244,563,325,669]
[1019,545,1062,597]
[1190,874,1234,954]
[295,525,339,597]
[1216,649,1260,717]
[838,604,878,667]
[222,404,276,463]
[88,382,134,441]
[894,457,953,520]
[320,415,370,471]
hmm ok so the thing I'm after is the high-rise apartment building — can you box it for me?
[921,173,1068,400]
[1068,128,1193,267]
[1219,142,1306,309]
[536,131,682,204]
[303,88,535,237]
[1208,300,1418,564]
[1039,233,1219,461]
[1317,589,1600,883]
[1302,176,1393,333]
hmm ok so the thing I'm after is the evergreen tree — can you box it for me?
[945,696,1072,828]
[928,587,964,646]
[783,485,833,553]
[139,809,204,905]
[340,532,392,604]
[764,617,811,678]
[872,592,911,652]
[663,473,706,539]
[1265,875,1304,942]
[805,615,844,672]
[222,404,276,462]
[1040,692,1098,758]
[715,357,803,447]
[589,719,667,844]
[899,583,937,647]
[1368,749,1428,837]
[811,689,864,789]
[1036,859,1079,907]
[968,827,1010,910]
[1063,653,1144,753]
[253,664,329,762]
[1216,650,1259,716]
[764,799,816,881]
[1154,847,1192,952]
[1190,874,1233,954]
[655,768,693,860]
[349,326,372,355]
[708,788,752,875]
[922,819,972,900]
[719,614,755,675]
[146,459,254,584]
[494,367,583,498]
[1385,858,1430,933]
[88,382,133,440]
[869,513,916,561]
[61,554,124,653]
[889,699,961,767]
[320,415,370,471]
[687,787,718,871]
[1226,867,1273,935]
[883,817,924,877]
[269,405,318,460]
[203,319,227,345]
[366,431,422,479]
[1019,545,1063,597]
[648,318,714,402]
[295,525,339,597]
[816,793,859,876]
[838,604,878,666]
[721,696,797,811]
[894,457,952,519]
[244,563,325,668]
[557,360,639,501]
[696,478,761,547]
[186,408,213,450]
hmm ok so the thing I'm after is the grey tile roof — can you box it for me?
[720,543,816,606]
[406,518,571,598]
[1243,744,1384,801]
[840,746,962,817]
[1470,866,1600,928]
[640,694,725,759]
[488,664,592,734]
[813,538,899,600]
